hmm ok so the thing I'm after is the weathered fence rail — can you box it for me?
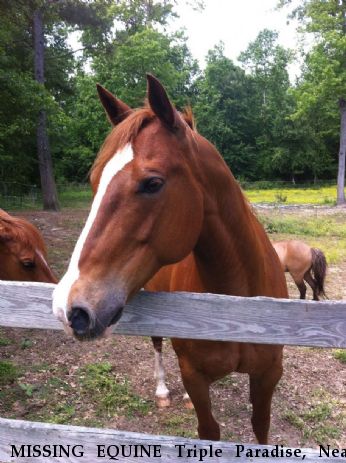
[0,280,345,462]
[1,417,343,463]
[1,281,346,347]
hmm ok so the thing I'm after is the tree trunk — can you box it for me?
[34,9,60,211]
[337,98,346,205]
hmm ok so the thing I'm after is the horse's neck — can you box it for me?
[193,141,282,297]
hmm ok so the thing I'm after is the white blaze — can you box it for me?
[35,249,50,272]
[52,143,134,321]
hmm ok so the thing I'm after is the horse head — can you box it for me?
[53,75,204,339]
[0,209,57,283]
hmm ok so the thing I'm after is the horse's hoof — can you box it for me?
[156,396,171,408]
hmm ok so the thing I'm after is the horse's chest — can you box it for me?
[171,339,283,379]
[171,339,241,379]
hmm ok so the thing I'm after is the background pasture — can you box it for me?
[0,189,345,448]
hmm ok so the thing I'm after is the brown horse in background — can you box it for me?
[0,209,56,283]
[53,75,288,444]
[272,240,327,301]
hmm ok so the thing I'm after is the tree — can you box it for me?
[0,1,40,183]
[58,27,199,182]
[54,0,199,182]
[193,44,259,179]
[34,6,60,210]
[1,0,203,190]
[33,0,116,210]
[93,28,198,107]
[238,30,298,180]
[279,0,346,203]
[0,0,113,209]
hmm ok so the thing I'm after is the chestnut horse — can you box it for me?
[0,209,56,283]
[53,75,288,444]
[151,240,327,408]
[272,240,327,301]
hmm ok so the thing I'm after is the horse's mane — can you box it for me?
[0,209,46,254]
[90,106,196,192]
[182,106,196,130]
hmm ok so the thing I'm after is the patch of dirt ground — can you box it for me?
[0,207,345,449]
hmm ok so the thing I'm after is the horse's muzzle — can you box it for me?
[68,304,124,340]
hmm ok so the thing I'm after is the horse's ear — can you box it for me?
[96,84,132,126]
[146,74,181,130]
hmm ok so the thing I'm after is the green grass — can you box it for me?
[258,212,346,264]
[284,403,341,444]
[333,349,346,363]
[260,214,346,262]
[162,413,196,439]
[244,185,338,205]
[58,185,92,208]
[0,335,12,347]
[4,183,342,211]
[215,374,237,388]
[0,361,19,385]
[18,383,36,397]
[20,338,33,350]
[79,362,152,418]
[46,404,76,424]
[2,185,92,211]
[259,215,346,237]
[283,389,344,445]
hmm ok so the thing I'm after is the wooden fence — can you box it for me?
[0,280,345,462]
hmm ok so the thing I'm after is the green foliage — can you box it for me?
[109,0,176,35]
[94,27,198,108]
[0,360,19,385]
[0,1,40,182]
[0,0,342,187]
[194,43,258,178]
[57,23,199,181]
[238,29,306,179]
[279,0,346,183]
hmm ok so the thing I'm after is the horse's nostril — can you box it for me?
[68,307,91,335]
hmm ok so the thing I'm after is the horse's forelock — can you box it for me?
[0,211,46,256]
[90,108,155,193]
[90,105,197,193]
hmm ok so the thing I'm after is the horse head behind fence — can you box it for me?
[0,209,56,283]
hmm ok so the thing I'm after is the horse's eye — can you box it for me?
[22,260,35,269]
[138,177,164,194]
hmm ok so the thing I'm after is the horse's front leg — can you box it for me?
[177,356,220,441]
[249,364,283,444]
[152,337,171,408]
